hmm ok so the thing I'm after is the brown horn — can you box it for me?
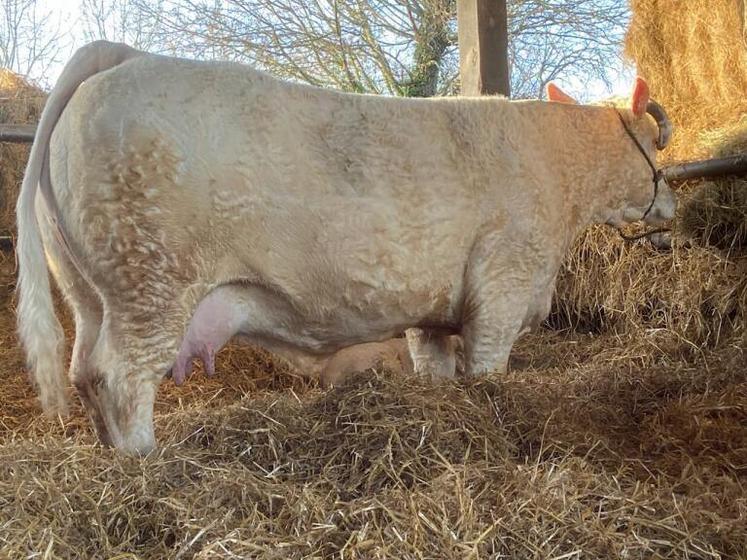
[646,100,673,150]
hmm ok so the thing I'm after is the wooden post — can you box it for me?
[457,0,510,97]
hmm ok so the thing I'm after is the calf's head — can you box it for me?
[547,78,677,227]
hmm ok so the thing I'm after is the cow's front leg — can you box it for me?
[461,308,524,376]
[461,233,532,376]
[405,328,457,379]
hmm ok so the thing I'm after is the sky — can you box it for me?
[32,0,635,101]
[30,0,82,84]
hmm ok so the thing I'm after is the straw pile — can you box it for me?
[1,18,747,556]
[625,0,747,256]
[552,0,747,347]
[1,330,745,558]
[678,118,747,251]
[625,0,747,160]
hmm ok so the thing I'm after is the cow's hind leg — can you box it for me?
[68,299,111,445]
[405,328,457,379]
[88,298,190,454]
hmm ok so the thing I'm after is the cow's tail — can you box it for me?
[16,41,141,416]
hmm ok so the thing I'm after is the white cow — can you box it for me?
[16,41,676,454]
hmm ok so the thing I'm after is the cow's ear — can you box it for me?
[631,77,650,118]
[546,82,578,104]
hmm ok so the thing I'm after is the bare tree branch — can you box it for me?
[79,0,166,50]
[0,0,67,86]
[101,0,628,99]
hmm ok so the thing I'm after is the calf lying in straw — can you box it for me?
[17,41,675,453]
[293,335,463,388]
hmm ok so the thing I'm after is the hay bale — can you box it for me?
[677,116,747,254]
[625,0,747,160]
[624,0,747,246]
[679,177,747,251]
[678,117,747,251]
[0,69,46,236]
[700,115,747,159]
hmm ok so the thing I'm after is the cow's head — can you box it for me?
[546,78,677,227]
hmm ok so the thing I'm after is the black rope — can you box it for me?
[615,110,663,221]
[617,226,671,242]
[615,111,670,243]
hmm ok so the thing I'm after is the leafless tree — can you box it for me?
[509,0,629,99]
[128,0,458,96]
[116,0,629,99]
[79,0,165,50]
[0,0,66,84]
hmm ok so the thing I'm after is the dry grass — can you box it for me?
[677,118,747,251]
[699,117,747,160]
[2,242,746,558]
[679,177,747,252]
[1,307,745,558]
[552,224,747,348]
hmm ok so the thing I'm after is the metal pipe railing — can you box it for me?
[662,155,747,182]
[0,124,36,143]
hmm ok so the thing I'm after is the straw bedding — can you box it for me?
[2,3,747,553]
[1,306,745,558]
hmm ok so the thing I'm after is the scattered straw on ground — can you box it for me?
[1,333,745,559]
[2,237,745,558]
